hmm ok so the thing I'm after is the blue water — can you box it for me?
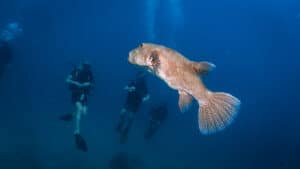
[0,0,299,169]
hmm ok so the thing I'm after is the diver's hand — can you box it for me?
[142,94,150,102]
[124,86,136,92]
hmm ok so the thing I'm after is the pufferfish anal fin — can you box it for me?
[192,61,216,75]
[178,90,193,113]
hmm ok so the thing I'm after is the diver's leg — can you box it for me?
[119,111,136,143]
[122,111,135,134]
[73,96,88,152]
[144,119,154,139]
[80,94,88,115]
[74,101,83,134]
[74,103,88,152]
[82,105,88,115]
[116,108,127,132]
[144,119,161,139]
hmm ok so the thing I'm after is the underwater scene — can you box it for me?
[0,0,299,169]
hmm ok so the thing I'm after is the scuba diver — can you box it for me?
[0,21,22,78]
[109,152,130,169]
[109,152,145,169]
[60,61,95,152]
[144,103,168,140]
[115,70,150,143]
[0,40,12,77]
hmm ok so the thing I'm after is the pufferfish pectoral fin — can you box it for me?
[192,61,216,75]
[178,90,193,113]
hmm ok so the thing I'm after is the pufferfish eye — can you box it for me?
[139,43,144,47]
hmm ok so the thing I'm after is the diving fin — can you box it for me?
[74,133,88,152]
[144,125,159,140]
[59,113,73,122]
[119,130,129,144]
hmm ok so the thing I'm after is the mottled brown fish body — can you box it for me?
[129,43,240,134]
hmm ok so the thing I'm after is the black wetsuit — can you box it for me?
[150,105,168,122]
[116,77,148,143]
[0,40,12,77]
[144,104,168,139]
[124,77,148,113]
[68,68,94,105]
[60,66,94,152]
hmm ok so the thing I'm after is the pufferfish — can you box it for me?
[128,43,241,134]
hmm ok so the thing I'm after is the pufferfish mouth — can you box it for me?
[128,51,147,66]
[128,52,135,64]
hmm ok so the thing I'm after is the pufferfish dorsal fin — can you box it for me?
[191,61,216,75]
[178,90,193,113]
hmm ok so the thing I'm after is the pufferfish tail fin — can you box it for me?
[197,91,241,135]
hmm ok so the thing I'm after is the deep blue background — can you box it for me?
[0,0,299,169]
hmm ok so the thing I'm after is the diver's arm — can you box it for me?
[142,85,150,102]
[66,75,82,87]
